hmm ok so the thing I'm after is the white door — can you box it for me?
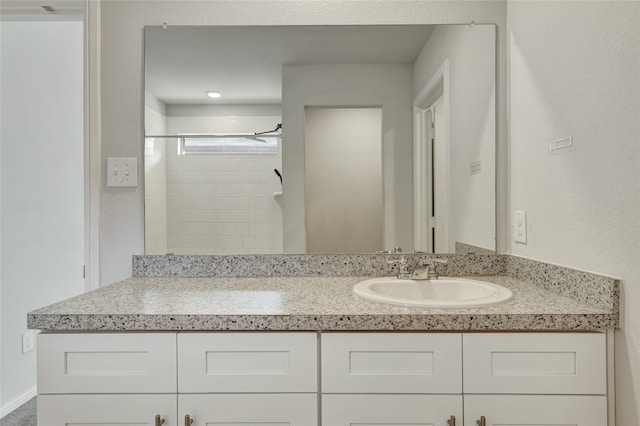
[430,95,449,253]
[179,394,317,426]
[323,394,462,426]
[414,96,449,254]
[464,395,607,426]
[38,394,176,426]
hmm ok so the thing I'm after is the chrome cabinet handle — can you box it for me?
[447,415,456,426]
[476,416,486,426]
[185,414,194,426]
[155,415,165,426]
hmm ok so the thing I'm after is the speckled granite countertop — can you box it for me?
[28,275,616,331]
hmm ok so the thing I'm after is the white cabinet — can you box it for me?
[321,333,462,426]
[37,394,176,426]
[177,332,318,426]
[323,394,462,426]
[464,395,608,426]
[178,394,317,426]
[463,333,606,394]
[462,333,608,425]
[36,331,609,426]
[38,332,176,394]
[178,332,317,392]
[322,332,461,394]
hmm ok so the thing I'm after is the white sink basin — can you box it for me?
[353,277,513,308]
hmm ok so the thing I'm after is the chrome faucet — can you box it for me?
[410,257,448,280]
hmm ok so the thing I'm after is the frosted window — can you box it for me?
[180,136,279,155]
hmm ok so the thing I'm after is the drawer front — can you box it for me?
[322,332,462,394]
[179,394,317,426]
[464,395,607,426]
[463,333,606,394]
[37,394,176,426]
[178,332,317,392]
[38,332,177,394]
[323,394,462,426]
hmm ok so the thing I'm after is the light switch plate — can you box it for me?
[107,157,138,187]
[514,210,527,244]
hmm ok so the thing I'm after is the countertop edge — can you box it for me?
[28,312,618,332]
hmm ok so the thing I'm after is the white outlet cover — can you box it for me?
[22,330,35,353]
[514,210,527,244]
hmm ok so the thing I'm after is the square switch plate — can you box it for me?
[107,157,138,187]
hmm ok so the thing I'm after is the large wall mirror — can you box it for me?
[144,24,496,255]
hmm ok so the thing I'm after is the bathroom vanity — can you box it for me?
[28,254,619,426]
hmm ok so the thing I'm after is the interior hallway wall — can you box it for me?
[0,20,85,414]
[507,1,640,423]
[282,63,413,252]
[99,0,508,285]
[413,24,496,251]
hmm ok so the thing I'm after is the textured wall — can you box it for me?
[507,1,640,423]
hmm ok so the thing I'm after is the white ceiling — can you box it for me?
[144,25,434,105]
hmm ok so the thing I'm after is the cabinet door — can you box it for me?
[464,395,607,426]
[323,394,462,426]
[463,332,606,394]
[178,332,317,392]
[178,394,317,426]
[37,394,176,426]
[322,332,462,393]
[38,332,177,394]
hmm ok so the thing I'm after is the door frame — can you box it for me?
[413,59,451,253]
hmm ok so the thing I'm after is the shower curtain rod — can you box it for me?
[147,123,283,139]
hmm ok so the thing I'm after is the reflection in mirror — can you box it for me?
[144,25,495,255]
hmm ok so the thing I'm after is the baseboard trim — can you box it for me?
[0,385,37,419]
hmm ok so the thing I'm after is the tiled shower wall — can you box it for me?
[164,138,283,254]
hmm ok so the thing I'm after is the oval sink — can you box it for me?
[353,277,513,308]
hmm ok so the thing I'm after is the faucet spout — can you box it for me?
[411,257,448,280]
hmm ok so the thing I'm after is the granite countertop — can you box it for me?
[28,275,616,331]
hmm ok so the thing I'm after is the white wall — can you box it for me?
[0,20,84,413]
[282,63,413,252]
[162,105,282,254]
[413,24,496,251]
[507,1,640,423]
[99,0,508,284]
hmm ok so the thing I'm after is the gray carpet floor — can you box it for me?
[0,398,36,426]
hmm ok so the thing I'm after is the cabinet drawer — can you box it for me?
[38,332,177,394]
[322,332,462,393]
[323,394,462,426]
[179,394,317,426]
[178,332,317,392]
[463,333,606,394]
[464,395,607,426]
[38,394,176,426]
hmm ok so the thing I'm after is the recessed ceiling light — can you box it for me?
[206,91,222,99]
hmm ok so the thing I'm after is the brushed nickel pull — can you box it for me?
[447,415,456,426]
[476,416,486,426]
[185,414,194,426]
[155,415,165,426]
